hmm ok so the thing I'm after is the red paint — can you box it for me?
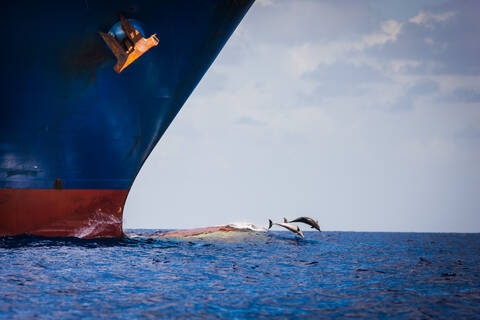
[0,189,128,238]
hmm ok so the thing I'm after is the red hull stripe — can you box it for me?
[0,189,128,238]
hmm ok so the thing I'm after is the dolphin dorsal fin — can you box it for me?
[283,217,288,223]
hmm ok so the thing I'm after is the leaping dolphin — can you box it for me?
[284,217,321,232]
[268,219,304,238]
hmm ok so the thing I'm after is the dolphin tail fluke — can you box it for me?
[283,217,288,223]
[268,219,273,229]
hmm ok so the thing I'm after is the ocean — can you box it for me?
[1,230,479,319]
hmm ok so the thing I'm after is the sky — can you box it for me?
[124,0,480,232]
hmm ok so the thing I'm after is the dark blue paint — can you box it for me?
[1,231,479,318]
[0,0,253,189]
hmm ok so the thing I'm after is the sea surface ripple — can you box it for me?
[1,231,479,319]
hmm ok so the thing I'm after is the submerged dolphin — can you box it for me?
[284,217,321,232]
[268,219,304,238]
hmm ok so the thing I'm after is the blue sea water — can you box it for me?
[1,231,479,319]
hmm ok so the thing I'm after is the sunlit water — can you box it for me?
[1,231,479,319]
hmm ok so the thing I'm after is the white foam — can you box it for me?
[227,222,267,232]
[73,210,122,238]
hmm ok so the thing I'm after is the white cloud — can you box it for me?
[391,59,422,72]
[409,10,456,28]
[257,0,274,7]
[289,20,402,76]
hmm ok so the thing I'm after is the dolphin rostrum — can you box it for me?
[284,217,321,232]
[268,219,304,238]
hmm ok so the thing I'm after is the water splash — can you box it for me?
[226,222,267,232]
[73,210,122,238]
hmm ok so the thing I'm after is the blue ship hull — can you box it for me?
[0,0,253,237]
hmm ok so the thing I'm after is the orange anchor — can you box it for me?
[99,15,159,73]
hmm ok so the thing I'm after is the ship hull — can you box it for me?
[0,0,254,237]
